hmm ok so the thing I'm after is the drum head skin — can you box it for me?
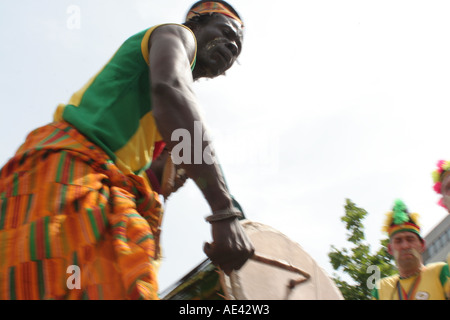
[220,220,344,300]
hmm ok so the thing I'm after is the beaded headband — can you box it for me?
[186,1,244,27]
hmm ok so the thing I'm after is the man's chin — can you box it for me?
[203,68,225,79]
[400,255,416,262]
[397,255,421,269]
[206,58,231,77]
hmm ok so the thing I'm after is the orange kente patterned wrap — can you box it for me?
[0,122,163,299]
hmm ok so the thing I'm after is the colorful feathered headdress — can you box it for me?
[431,159,450,208]
[382,199,422,240]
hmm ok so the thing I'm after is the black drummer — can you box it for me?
[0,0,254,300]
[149,0,255,284]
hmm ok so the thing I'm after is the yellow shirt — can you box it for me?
[373,261,449,300]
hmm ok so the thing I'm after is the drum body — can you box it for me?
[161,220,344,300]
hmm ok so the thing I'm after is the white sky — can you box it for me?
[1,0,450,294]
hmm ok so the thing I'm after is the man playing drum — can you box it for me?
[0,0,254,300]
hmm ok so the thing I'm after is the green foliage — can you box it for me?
[328,199,397,300]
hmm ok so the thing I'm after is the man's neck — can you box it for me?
[398,264,424,279]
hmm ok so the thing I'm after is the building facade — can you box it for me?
[423,214,450,264]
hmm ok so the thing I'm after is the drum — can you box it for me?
[160,220,343,300]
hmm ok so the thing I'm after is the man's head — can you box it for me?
[184,1,244,79]
[388,231,425,271]
[383,199,425,270]
[432,159,450,211]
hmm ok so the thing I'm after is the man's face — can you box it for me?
[388,231,425,268]
[441,172,450,211]
[194,14,243,78]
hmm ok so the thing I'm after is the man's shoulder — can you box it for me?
[379,274,400,287]
[424,261,447,274]
[152,23,195,40]
[425,261,446,268]
[149,23,196,52]
[144,23,197,66]
[372,273,399,300]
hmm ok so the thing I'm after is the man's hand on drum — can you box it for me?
[203,218,255,275]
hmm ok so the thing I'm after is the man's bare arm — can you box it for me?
[149,25,233,212]
[148,25,254,274]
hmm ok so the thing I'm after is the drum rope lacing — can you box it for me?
[250,253,311,290]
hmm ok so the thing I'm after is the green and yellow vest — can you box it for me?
[54,24,197,176]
